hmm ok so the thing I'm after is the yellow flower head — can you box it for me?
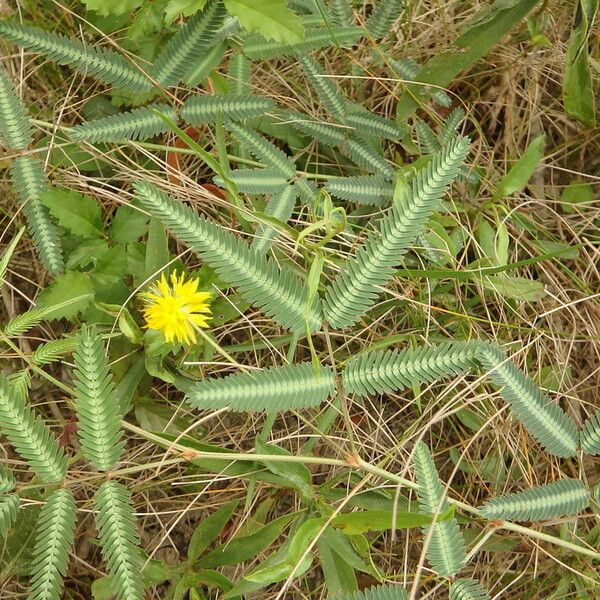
[141,271,211,345]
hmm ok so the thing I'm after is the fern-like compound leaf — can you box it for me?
[343,341,482,397]
[94,481,143,600]
[8,370,31,402]
[477,344,579,458]
[181,94,276,125]
[342,137,395,178]
[154,0,226,87]
[346,110,404,140]
[134,182,322,332]
[479,479,589,522]
[580,409,600,455]
[325,174,395,205]
[0,21,151,92]
[186,362,336,412]
[0,65,33,150]
[186,39,227,87]
[4,307,48,337]
[227,52,251,95]
[298,55,347,121]
[73,324,125,471]
[32,337,77,366]
[10,157,64,275]
[0,494,19,536]
[413,442,466,577]
[70,104,177,143]
[27,489,77,600]
[329,0,354,26]
[214,168,289,194]
[450,578,490,600]
[294,177,318,204]
[415,119,440,154]
[223,122,296,177]
[0,465,15,494]
[0,374,67,483]
[243,25,363,60]
[286,111,347,146]
[324,137,469,329]
[440,108,465,146]
[366,0,406,38]
[251,184,298,255]
[332,584,408,600]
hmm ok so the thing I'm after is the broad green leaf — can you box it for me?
[321,527,378,578]
[560,179,594,213]
[494,133,545,199]
[245,518,324,584]
[223,0,304,43]
[81,0,144,16]
[456,408,486,432]
[330,509,441,535]
[164,0,209,24]
[255,439,313,499]
[563,0,598,127]
[482,274,546,301]
[67,239,110,270]
[535,240,579,261]
[188,500,238,563]
[199,513,295,568]
[317,532,357,596]
[396,0,541,119]
[93,245,128,291]
[172,570,237,600]
[35,272,95,319]
[41,188,103,238]
[145,217,170,280]
[110,204,149,243]
[115,354,147,412]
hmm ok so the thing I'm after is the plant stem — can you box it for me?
[123,421,600,562]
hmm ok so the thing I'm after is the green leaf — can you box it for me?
[245,517,324,584]
[41,188,103,238]
[330,509,445,535]
[563,0,598,127]
[35,272,95,319]
[109,203,149,243]
[255,440,313,499]
[482,274,546,301]
[188,500,238,563]
[494,133,545,199]
[396,0,541,119]
[560,179,594,213]
[81,0,144,16]
[199,513,294,568]
[164,0,209,24]
[223,0,304,43]
[145,217,170,279]
[317,530,358,596]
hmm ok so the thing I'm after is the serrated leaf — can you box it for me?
[224,0,304,43]
[81,0,143,16]
[35,272,95,319]
[41,188,103,238]
[165,0,209,24]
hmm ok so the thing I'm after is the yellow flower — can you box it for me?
[141,271,211,345]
